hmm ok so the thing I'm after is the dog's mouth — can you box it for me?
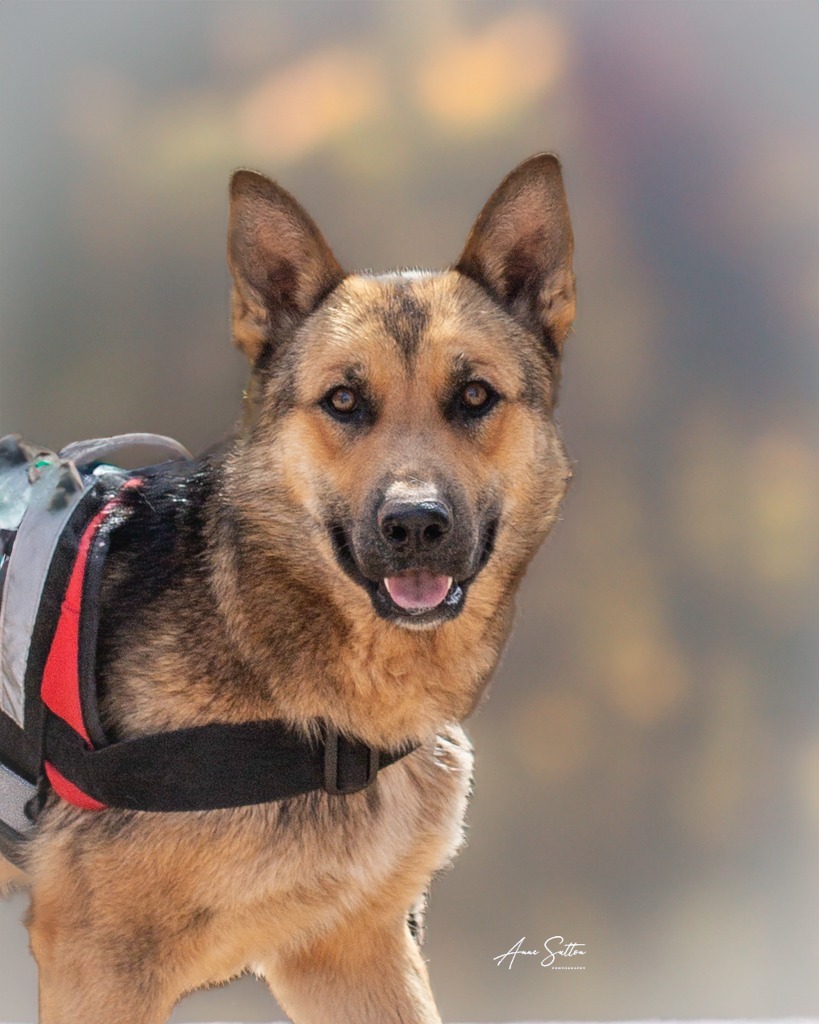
[329,519,497,627]
[384,570,452,611]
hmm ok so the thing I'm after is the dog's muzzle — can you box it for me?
[330,485,498,627]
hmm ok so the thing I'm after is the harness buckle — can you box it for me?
[323,724,379,795]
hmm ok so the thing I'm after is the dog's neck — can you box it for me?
[97,446,517,750]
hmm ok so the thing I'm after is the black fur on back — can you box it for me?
[94,447,226,737]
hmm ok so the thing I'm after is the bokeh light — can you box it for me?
[1,2,817,1021]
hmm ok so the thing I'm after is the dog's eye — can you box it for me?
[322,385,373,425]
[327,387,359,414]
[462,382,489,409]
[457,380,498,417]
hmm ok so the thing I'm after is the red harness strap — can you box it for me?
[40,483,138,810]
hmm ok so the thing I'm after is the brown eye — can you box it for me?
[329,387,358,414]
[451,379,499,422]
[461,381,490,409]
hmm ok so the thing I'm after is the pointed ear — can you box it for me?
[456,154,575,355]
[228,170,345,363]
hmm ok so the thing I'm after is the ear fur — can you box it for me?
[456,154,576,355]
[228,170,344,363]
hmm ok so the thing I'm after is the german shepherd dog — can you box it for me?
[0,154,575,1023]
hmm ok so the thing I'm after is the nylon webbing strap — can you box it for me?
[44,711,418,812]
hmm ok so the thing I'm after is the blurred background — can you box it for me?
[1,1,817,1021]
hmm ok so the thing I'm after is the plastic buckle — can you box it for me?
[323,724,379,795]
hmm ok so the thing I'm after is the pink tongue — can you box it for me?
[384,571,452,611]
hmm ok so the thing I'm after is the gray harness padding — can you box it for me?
[0,433,191,727]
[0,433,192,859]
[0,469,94,728]
[0,760,36,835]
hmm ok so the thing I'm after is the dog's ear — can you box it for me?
[228,170,344,363]
[456,154,575,355]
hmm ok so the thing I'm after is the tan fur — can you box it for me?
[2,155,575,1023]
[0,856,26,892]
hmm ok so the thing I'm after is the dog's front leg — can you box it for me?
[28,895,180,1024]
[264,914,443,1024]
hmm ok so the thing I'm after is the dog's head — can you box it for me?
[225,156,575,634]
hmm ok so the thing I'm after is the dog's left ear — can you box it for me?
[456,154,575,354]
[228,170,345,363]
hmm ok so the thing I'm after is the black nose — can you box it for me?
[378,500,452,551]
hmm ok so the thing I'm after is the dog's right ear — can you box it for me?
[228,170,345,363]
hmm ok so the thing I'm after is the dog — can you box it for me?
[0,153,575,1023]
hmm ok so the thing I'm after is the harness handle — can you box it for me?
[59,434,192,468]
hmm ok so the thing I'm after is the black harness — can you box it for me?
[0,435,417,868]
